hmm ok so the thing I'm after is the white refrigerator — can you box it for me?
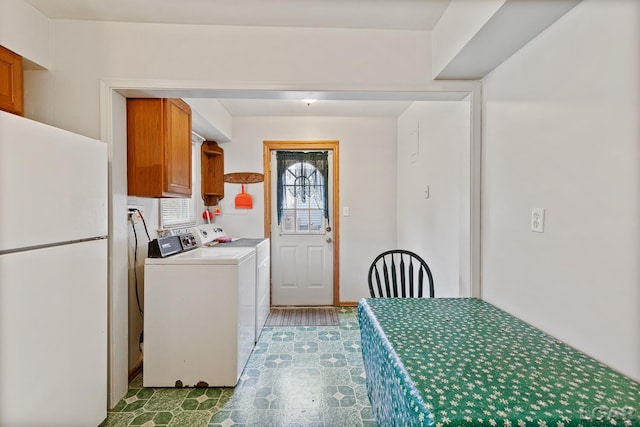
[0,111,108,426]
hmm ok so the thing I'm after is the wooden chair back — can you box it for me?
[367,250,434,298]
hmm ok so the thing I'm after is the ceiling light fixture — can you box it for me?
[302,99,316,106]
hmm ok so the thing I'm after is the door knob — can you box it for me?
[326,237,333,243]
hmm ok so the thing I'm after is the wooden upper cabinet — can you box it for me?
[0,45,24,116]
[127,98,192,198]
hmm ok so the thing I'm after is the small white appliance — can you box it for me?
[189,224,270,342]
[144,239,256,387]
[0,111,108,426]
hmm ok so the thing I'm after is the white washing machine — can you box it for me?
[189,224,270,342]
[144,238,256,388]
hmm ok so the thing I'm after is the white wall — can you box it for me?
[24,19,431,139]
[107,91,129,405]
[125,195,157,375]
[0,0,50,68]
[397,102,470,297]
[219,116,398,303]
[482,0,640,381]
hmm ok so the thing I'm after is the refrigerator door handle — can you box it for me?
[0,236,108,256]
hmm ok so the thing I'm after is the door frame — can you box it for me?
[263,140,340,306]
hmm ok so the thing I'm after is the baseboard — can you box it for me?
[337,301,359,307]
[128,361,142,383]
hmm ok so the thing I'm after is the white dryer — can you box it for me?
[189,224,270,342]
[144,243,256,387]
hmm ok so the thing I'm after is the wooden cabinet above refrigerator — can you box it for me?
[127,98,192,198]
[0,45,23,116]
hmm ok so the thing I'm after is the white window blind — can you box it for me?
[160,198,195,229]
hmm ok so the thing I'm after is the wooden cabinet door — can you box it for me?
[0,46,23,116]
[127,98,192,198]
[163,99,192,196]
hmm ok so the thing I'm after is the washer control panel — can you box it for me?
[148,233,198,258]
[189,224,227,246]
[179,234,198,251]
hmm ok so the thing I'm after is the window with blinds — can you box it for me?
[160,197,195,229]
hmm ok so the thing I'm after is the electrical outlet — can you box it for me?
[128,205,144,224]
[128,204,144,215]
[128,210,139,224]
[531,208,545,233]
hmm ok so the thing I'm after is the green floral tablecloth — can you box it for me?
[357,298,640,427]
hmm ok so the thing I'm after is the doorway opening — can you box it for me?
[102,82,481,408]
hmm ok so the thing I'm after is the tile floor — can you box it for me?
[100,307,377,427]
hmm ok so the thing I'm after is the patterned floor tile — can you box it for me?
[168,411,212,426]
[101,412,136,427]
[245,409,287,426]
[252,342,269,354]
[130,412,155,425]
[323,385,357,408]
[284,407,324,427]
[321,367,352,386]
[343,340,362,352]
[349,367,367,385]
[144,389,190,412]
[271,331,295,341]
[293,341,319,353]
[291,353,320,369]
[319,353,347,368]
[267,342,295,353]
[153,412,173,425]
[245,353,267,369]
[207,409,250,426]
[323,407,365,427]
[102,307,376,427]
[274,384,323,410]
[264,353,293,368]
[122,399,146,413]
[318,341,345,352]
[254,386,284,410]
[220,387,256,410]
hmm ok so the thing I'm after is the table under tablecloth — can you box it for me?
[357,297,640,427]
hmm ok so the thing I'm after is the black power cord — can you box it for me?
[128,208,150,316]
[138,209,151,241]
[129,208,151,356]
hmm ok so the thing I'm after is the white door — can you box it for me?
[270,150,334,305]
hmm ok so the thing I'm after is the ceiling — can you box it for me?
[218,99,414,118]
[24,0,456,117]
[23,0,451,31]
